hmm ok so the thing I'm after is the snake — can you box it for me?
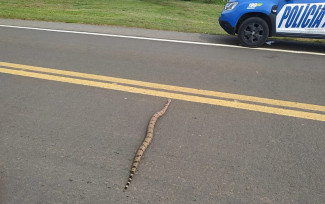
[124,99,171,191]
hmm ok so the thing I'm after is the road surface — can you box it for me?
[0,19,325,203]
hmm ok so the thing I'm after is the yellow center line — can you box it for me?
[1,61,324,113]
[1,67,325,122]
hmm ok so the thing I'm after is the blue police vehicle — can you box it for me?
[219,0,325,47]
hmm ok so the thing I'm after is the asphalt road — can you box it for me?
[0,19,325,203]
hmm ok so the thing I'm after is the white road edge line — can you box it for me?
[1,24,324,56]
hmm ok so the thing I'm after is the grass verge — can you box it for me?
[0,0,324,44]
[0,0,226,34]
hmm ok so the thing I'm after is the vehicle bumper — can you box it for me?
[219,19,235,35]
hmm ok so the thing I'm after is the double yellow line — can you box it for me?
[1,61,325,122]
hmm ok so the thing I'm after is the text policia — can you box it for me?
[277,3,325,34]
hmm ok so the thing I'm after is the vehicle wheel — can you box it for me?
[238,17,269,47]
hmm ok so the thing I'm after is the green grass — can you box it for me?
[0,0,227,34]
[1,0,324,44]
[270,37,325,44]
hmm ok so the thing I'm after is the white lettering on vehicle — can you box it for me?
[247,3,263,9]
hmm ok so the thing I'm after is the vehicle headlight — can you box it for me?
[224,2,238,11]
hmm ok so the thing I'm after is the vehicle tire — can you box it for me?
[238,17,269,47]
